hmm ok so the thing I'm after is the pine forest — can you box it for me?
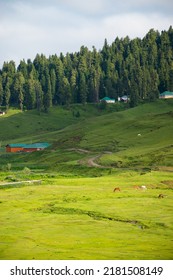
[0,26,173,111]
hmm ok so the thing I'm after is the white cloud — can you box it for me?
[57,0,108,15]
[0,0,172,67]
[102,12,172,40]
[54,0,173,16]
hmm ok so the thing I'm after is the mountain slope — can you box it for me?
[0,100,173,172]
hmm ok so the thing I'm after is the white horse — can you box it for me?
[139,185,147,190]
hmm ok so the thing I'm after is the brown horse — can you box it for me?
[158,194,164,199]
[113,187,121,192]
[133,186,140,190]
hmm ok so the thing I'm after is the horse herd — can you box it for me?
[113,186,166,198]
[113,185,147,192]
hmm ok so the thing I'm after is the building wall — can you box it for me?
[6,147,24,153]
[160,95,173,99]
[6,145,47,153]
[106,100,115,103]
[23,148,43,152]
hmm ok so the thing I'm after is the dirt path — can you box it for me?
[78,151,112,168]
[67,147,112,168]
[0,180,42,187]
[86,154,103,167]
[67,148,90,154]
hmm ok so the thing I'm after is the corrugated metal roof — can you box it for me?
[160,91,173,96]
[6,144,26,148]
[24,143,50,149]
[100,97,115,101]
[6,143,50,149]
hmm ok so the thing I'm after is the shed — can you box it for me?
[159,91,173,99]
[23,143,50,152]
[118,95,129,102]
[6,142,50,153]
[6,144,26,153]
[100,97,115,103]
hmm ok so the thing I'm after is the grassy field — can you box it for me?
[0,100,173,260]
[0,170,173,260]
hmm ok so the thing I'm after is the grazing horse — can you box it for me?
[139,185,147,190]
[113,187,121,192]
[133,186,140,190]
[158,194,164,199]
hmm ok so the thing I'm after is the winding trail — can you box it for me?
[85,154,104,168]
[67,148,90,154]
[68,148,112,168]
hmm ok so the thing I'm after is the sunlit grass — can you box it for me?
[0,170,173,260]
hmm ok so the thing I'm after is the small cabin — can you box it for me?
[159,91,173,99]
[6,143,50,153]
[100,97,115,103]
[118,95,130,103]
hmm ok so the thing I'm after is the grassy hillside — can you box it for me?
[0,99,173,172]
[0,100,173,260]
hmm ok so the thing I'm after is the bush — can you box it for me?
[6,163,12,171]
[23,167,31,175]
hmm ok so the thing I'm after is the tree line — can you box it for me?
[0,26,173,111]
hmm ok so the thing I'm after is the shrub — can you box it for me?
[6,163,12,171]
[23,167,31,175]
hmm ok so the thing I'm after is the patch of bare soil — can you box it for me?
[87,155,103,167]
[79,152,112,168]
[68,148,112,168]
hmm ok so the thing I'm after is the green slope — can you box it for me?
[0,100,173,172]
[0,101,173,260]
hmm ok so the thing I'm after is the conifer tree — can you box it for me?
[43,69,52,112]
[0,77,3,106]
[78,71,87,104]
[62,76,71,105]
[1,27,173,108]
[24,76,36,109]
[168,63,173,91]
[17,60,28,79]
[12,72,25,110]
[50,68,56,100]
[70,69,78,103]
[54,59,64,104]
[35,80,43,113]
[4,78,11,110]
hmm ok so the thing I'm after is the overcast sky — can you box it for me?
[0,0,172,67]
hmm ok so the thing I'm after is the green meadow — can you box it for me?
[0,100,173,259]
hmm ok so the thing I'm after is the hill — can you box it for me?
[0,100,173,260]
[0,99,173,174]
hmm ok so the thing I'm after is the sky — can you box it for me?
[0,0,173,67]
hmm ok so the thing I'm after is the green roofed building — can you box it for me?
[159,91,173,99]
[6,143,50,153]
[100,97,115,103]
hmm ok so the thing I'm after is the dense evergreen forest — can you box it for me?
[0,27,173,111]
